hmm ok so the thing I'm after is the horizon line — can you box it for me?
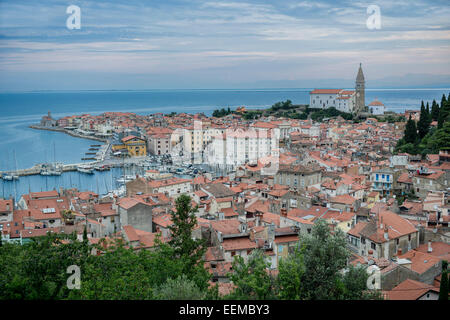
[2,87,450,94]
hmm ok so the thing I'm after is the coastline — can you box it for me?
[29,125,108,143]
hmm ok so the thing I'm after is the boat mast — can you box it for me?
[13,150,17,204]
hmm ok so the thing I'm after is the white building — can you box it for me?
[369,99,386,115]
[309,89,343,109]
[207,127,278,170]
[309,64,366,115]
[309,89,357,113]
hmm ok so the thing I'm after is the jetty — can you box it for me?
[29,125,108,142]
[0,154,144,179]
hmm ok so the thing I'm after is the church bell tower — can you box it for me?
[355,63,365,114]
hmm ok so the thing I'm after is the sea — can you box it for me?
[0,88,449,201]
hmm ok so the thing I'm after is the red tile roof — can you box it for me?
[222,237,257,251]
[385,279,439,300]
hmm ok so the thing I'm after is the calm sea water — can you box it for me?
[0,88,449,200]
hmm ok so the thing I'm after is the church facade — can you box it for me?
[309,64,365,115]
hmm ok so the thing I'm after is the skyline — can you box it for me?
[1,0,450,90]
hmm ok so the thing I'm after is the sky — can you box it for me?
[0,0,449,90]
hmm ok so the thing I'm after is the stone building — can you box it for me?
[347,210,419,260]
[274,164,322,190]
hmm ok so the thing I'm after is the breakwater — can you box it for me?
[29,125,108,143]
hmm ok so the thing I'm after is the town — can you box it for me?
[1,66,450,301]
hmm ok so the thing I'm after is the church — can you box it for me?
[309,64,365,115]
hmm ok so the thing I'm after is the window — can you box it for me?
[371,242,376,250]
[247,249,252,255]
[361,237,366,244]
[231,251,236,257]
[408,234,411,241]
[396,239,399,245]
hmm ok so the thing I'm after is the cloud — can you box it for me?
[0,0,449,90]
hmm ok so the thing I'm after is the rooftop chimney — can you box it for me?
[427,241,433,253]
[384,227,389,241]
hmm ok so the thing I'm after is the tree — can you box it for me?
[422,122,450,153]
[426,102,432,127]
[212,108,232,118]
[277,247,305,299]
[431,99,440,121]
[154,275,205,300]
[438,94,450,129]
[340,265,382,300]
[227,250,277,300]
[0,232,91,300]
[417,101,430,139]
[298,219,350,300]
[439,260,448,300]
[168,194,209,288]
[71,239,154,300]
[404,115,418,144]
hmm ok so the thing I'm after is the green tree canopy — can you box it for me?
[153,275,206,300]
[168,194,209,289]
[277,246,305,299]
[404,115,418,144]
[418,101,430,139]
[226,250,277,300]
[431,99,440,121]
[438,94,450,129]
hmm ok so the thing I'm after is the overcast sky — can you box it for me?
[0,0,449,90]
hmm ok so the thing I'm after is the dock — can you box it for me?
[0,154,147,179]
[0,162,96,177]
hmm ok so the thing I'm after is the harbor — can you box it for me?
[0,155,215,201]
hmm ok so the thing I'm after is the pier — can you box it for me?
[0,155,146,179]
[29,125,108,142]
[0,132,113,178]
